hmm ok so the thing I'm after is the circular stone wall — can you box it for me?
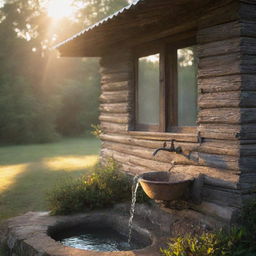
[0,209,160,256]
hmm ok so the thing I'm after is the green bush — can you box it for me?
[161,200,256,256]
[48,159,150,215]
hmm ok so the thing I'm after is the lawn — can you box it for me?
[0,137,100,221]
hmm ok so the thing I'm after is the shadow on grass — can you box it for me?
[0,138,100,222]
[0,160,97,221]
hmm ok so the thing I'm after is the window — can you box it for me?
[134,40,198,132]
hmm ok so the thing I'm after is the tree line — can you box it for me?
[0,0,127,144]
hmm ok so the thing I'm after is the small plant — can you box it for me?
[160,233,218,256]
[160,200,256,256]
[48,158,150,215]
[91,124,102,138]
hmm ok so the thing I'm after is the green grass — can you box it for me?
[0,137,100,221]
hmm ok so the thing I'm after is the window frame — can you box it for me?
[133,37,197,133]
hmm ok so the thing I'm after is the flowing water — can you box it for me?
[54,175,148,251]
[127,175,140,244]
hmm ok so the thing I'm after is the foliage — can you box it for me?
[91,124,102,138]
[0,76,60,144]
[0,0,129,144]
[47,158,150,215]
[160,233,218,256]
[55,66,100,137]
[160,200,256,256]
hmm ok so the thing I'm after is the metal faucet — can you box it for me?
[152,139,182,156]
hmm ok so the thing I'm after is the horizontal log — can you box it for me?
[198,140,240,156]
[102,147,173,172]
[203,176,238,190]
[199,37,256,62]
[101,133,163,148]
[198,75,242,93]
[100,103,130,113]
[241,54,256,74]
[241,74,256,91]
[172,165,238,188]
[240,156,256,173]
[198,108,240,124]
[199,74,256,93]
[239,183,256,192]
[99,114,130,124]
[199,124,240,140]
[198,38,240,58]
[198,53,240,78]
[99,90,129,103]
[100,122,128,133]
[239,172,256,185]
[101,81,130,92]
[197,21,240,44]
[100,133,199,150]
[240,0,256,4]
[199,108,256,124]
[241,21,256,37]
[237,124,256,140]
[202,185,241,207]
[102,141,195,165]
[198,152,239,171]
[241,109,256,124]
[127,131,199,143]
[120,163,154,176]
[192,202,237,221]
[240,2,256,21]
[101,72,131,84]
[101,133,240,157]
[101,148,239,189]
[199,91,256,108]
[199,91,241,108]
[199,1,239,29]
[240,144,256,156]
[241,37,256,55]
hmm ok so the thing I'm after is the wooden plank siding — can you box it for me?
[98,1,255,221]
[238,1,256,198]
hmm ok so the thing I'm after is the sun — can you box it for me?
[46,0,76,20]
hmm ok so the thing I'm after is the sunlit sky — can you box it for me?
[46,0,79,20]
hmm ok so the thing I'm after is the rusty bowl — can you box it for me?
[139,171,194,201]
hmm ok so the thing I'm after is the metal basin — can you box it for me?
[139,172,194,201]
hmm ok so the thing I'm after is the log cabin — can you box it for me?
[56,0,256,225]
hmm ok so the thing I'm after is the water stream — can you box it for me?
[127,175,140,244]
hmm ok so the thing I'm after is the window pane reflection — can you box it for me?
[137,54,160,125]
[177,46,198,126]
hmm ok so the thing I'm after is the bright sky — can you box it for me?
[46,0,77,20]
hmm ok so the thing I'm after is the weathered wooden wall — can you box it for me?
[98,0,252,222]
[239,1,256,204]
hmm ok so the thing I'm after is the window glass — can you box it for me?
[177,46,198,126]
[137,54,160,125]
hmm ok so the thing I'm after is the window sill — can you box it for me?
[127,130,199,143]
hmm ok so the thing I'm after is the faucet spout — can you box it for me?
[152,140,183,156]
[153,147,171,156]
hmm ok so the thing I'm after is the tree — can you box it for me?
[0,0,129,143]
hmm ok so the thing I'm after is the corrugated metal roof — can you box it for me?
[54,0,142,49]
